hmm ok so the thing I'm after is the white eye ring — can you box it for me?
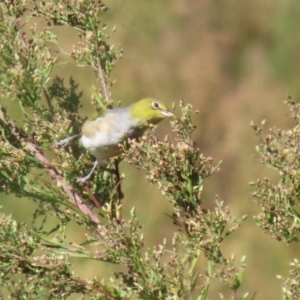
[152,101,160,109]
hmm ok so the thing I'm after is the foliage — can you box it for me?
[5,0,300,299]
[251,100,300,299]
[277,259,300,300]
[252,100,300,243]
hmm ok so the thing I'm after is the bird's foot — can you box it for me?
[56,134,81,148]
[77,175,91,185]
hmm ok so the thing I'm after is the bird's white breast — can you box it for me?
[80,110,143,161]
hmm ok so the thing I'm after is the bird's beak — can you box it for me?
[161,110,174,117]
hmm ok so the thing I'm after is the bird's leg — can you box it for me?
[77,160,98,185]
[56,134,81,148]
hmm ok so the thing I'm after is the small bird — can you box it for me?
[57,98,173,184]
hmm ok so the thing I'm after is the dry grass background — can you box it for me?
[2,1,300,299]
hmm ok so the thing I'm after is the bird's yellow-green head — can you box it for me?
[130,98,173,126]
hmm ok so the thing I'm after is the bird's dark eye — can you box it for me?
[152,102,160,110]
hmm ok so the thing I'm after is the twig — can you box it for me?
[85,186,102,211]
[7,253,113,298]
[72,276,114,298]
[43,88,54,117]
[95,39,125,218]
[96,56,110,101]
[94,28,110,102]
[0,110,99,224]
[114,159,124,204]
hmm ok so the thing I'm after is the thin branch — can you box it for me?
[114,159,124,217]
[94,27,110,101]
[43,88,54,117]
[85,186,102,211]
[94,35,125,219]
[96,56,110,101]
[0,109,99,224]
[5,253,113,298]
[72,276,114,298]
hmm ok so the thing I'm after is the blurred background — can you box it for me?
[2,0,300,298]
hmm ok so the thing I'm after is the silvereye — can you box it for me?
[57,98,173,184]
